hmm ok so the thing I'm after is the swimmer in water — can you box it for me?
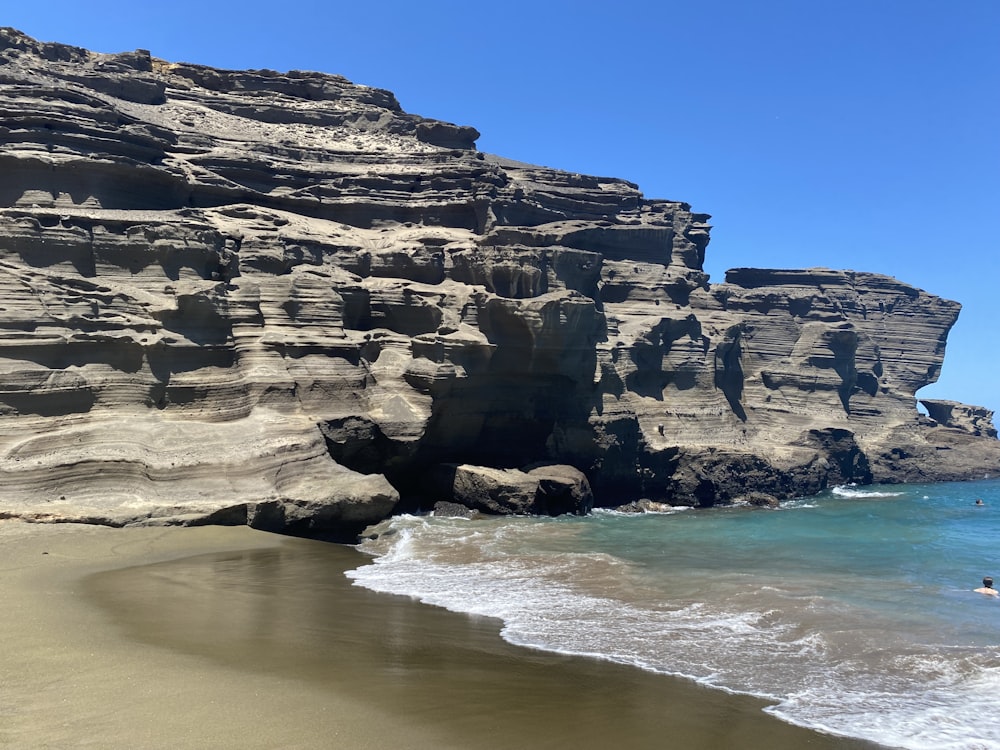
[974,577,999,596]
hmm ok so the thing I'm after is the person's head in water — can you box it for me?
[976,499,985,506]
[974,577,998,595]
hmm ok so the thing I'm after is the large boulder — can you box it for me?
[428,463,593,516]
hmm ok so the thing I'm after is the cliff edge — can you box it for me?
[1,29,997,535]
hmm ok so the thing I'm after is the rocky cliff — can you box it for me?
[1,29,997,536]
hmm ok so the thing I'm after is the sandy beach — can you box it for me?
[0,521,878,749]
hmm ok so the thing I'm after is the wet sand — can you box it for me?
[0,521,880,749]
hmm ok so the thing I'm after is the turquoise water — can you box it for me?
[349,479,1000,749]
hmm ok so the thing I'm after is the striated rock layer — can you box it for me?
[0,28,997,534]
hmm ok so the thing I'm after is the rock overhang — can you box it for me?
[0,28,996,534]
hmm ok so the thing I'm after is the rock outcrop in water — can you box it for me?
[0,29,997,535]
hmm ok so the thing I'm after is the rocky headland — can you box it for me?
[1,28,997,538]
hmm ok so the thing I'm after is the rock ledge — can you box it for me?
[0,29,997,534]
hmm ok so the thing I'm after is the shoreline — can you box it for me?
[1,521,880,749]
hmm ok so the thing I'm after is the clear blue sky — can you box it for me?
[6,1,999,415]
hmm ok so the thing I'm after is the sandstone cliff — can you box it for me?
[0,29,997,535]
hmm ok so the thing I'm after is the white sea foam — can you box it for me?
[592,505,693,517]
[350,517,804,697]
[831,484,906,499]
[348,498,1000,750]
[769,660,1000,750]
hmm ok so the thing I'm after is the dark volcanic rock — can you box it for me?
[0,28,997,533]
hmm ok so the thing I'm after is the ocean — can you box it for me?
[348,478,1000,750]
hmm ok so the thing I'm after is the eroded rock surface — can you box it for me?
[920,400,998,439]
[0,29,997,532]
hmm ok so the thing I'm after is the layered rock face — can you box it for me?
[920,400,998,440]
[0,29,997,532]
